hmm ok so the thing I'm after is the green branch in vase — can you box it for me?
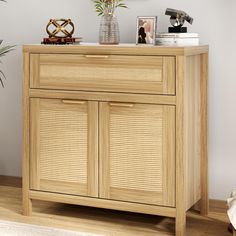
[93,0,127,16]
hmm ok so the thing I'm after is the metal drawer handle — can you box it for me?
[109,103,134,108]
[84,55,109,59]
[62,100,86,105]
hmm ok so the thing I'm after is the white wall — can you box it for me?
[0,0,236,200]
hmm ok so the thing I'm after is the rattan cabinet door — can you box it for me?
[30,98,98,197]
[99,102,175,207]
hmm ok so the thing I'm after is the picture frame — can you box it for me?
[136,16,157,45]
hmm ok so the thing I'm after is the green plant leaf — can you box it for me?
[0,45,15,57]
[0,45,15,87]
[116,3,127,8]
[92,0,127,16]
[0,70,6,88]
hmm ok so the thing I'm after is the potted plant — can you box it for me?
[93,0,127,44]
[0,0,14,87]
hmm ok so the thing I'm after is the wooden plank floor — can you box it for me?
[0,185,231,236]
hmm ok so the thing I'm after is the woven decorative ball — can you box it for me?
[46,19,75,38]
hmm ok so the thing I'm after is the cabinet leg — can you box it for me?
[22,197,32,216]
[200,52,209,216]
[175,212,186,236]
[200,196,209,216]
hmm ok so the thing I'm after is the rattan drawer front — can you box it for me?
[30,54,175,95]
[30,98,98,197]
[99,102,176,207]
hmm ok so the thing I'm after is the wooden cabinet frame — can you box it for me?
[23,44,209,236]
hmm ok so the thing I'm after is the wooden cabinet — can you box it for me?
[23,44,209,236]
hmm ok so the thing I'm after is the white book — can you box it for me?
[156,37,199,46]
[156,33,199,38]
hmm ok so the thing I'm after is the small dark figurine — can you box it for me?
[165,8,193,33]
[138,27,146,44]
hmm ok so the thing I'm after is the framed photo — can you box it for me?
[136,16,157,45]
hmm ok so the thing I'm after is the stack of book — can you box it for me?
[156,33,199,46]
[42,37,82,45]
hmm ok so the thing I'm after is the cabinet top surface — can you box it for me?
[23,43,208,56]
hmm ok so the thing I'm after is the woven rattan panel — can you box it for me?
[39,101,87,184]
[110,107,163,192]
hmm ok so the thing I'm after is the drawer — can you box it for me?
[30,54,176,95]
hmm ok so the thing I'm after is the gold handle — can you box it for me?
[84,55,109,59]
[62,100,86,105]
[109,103,134,108]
